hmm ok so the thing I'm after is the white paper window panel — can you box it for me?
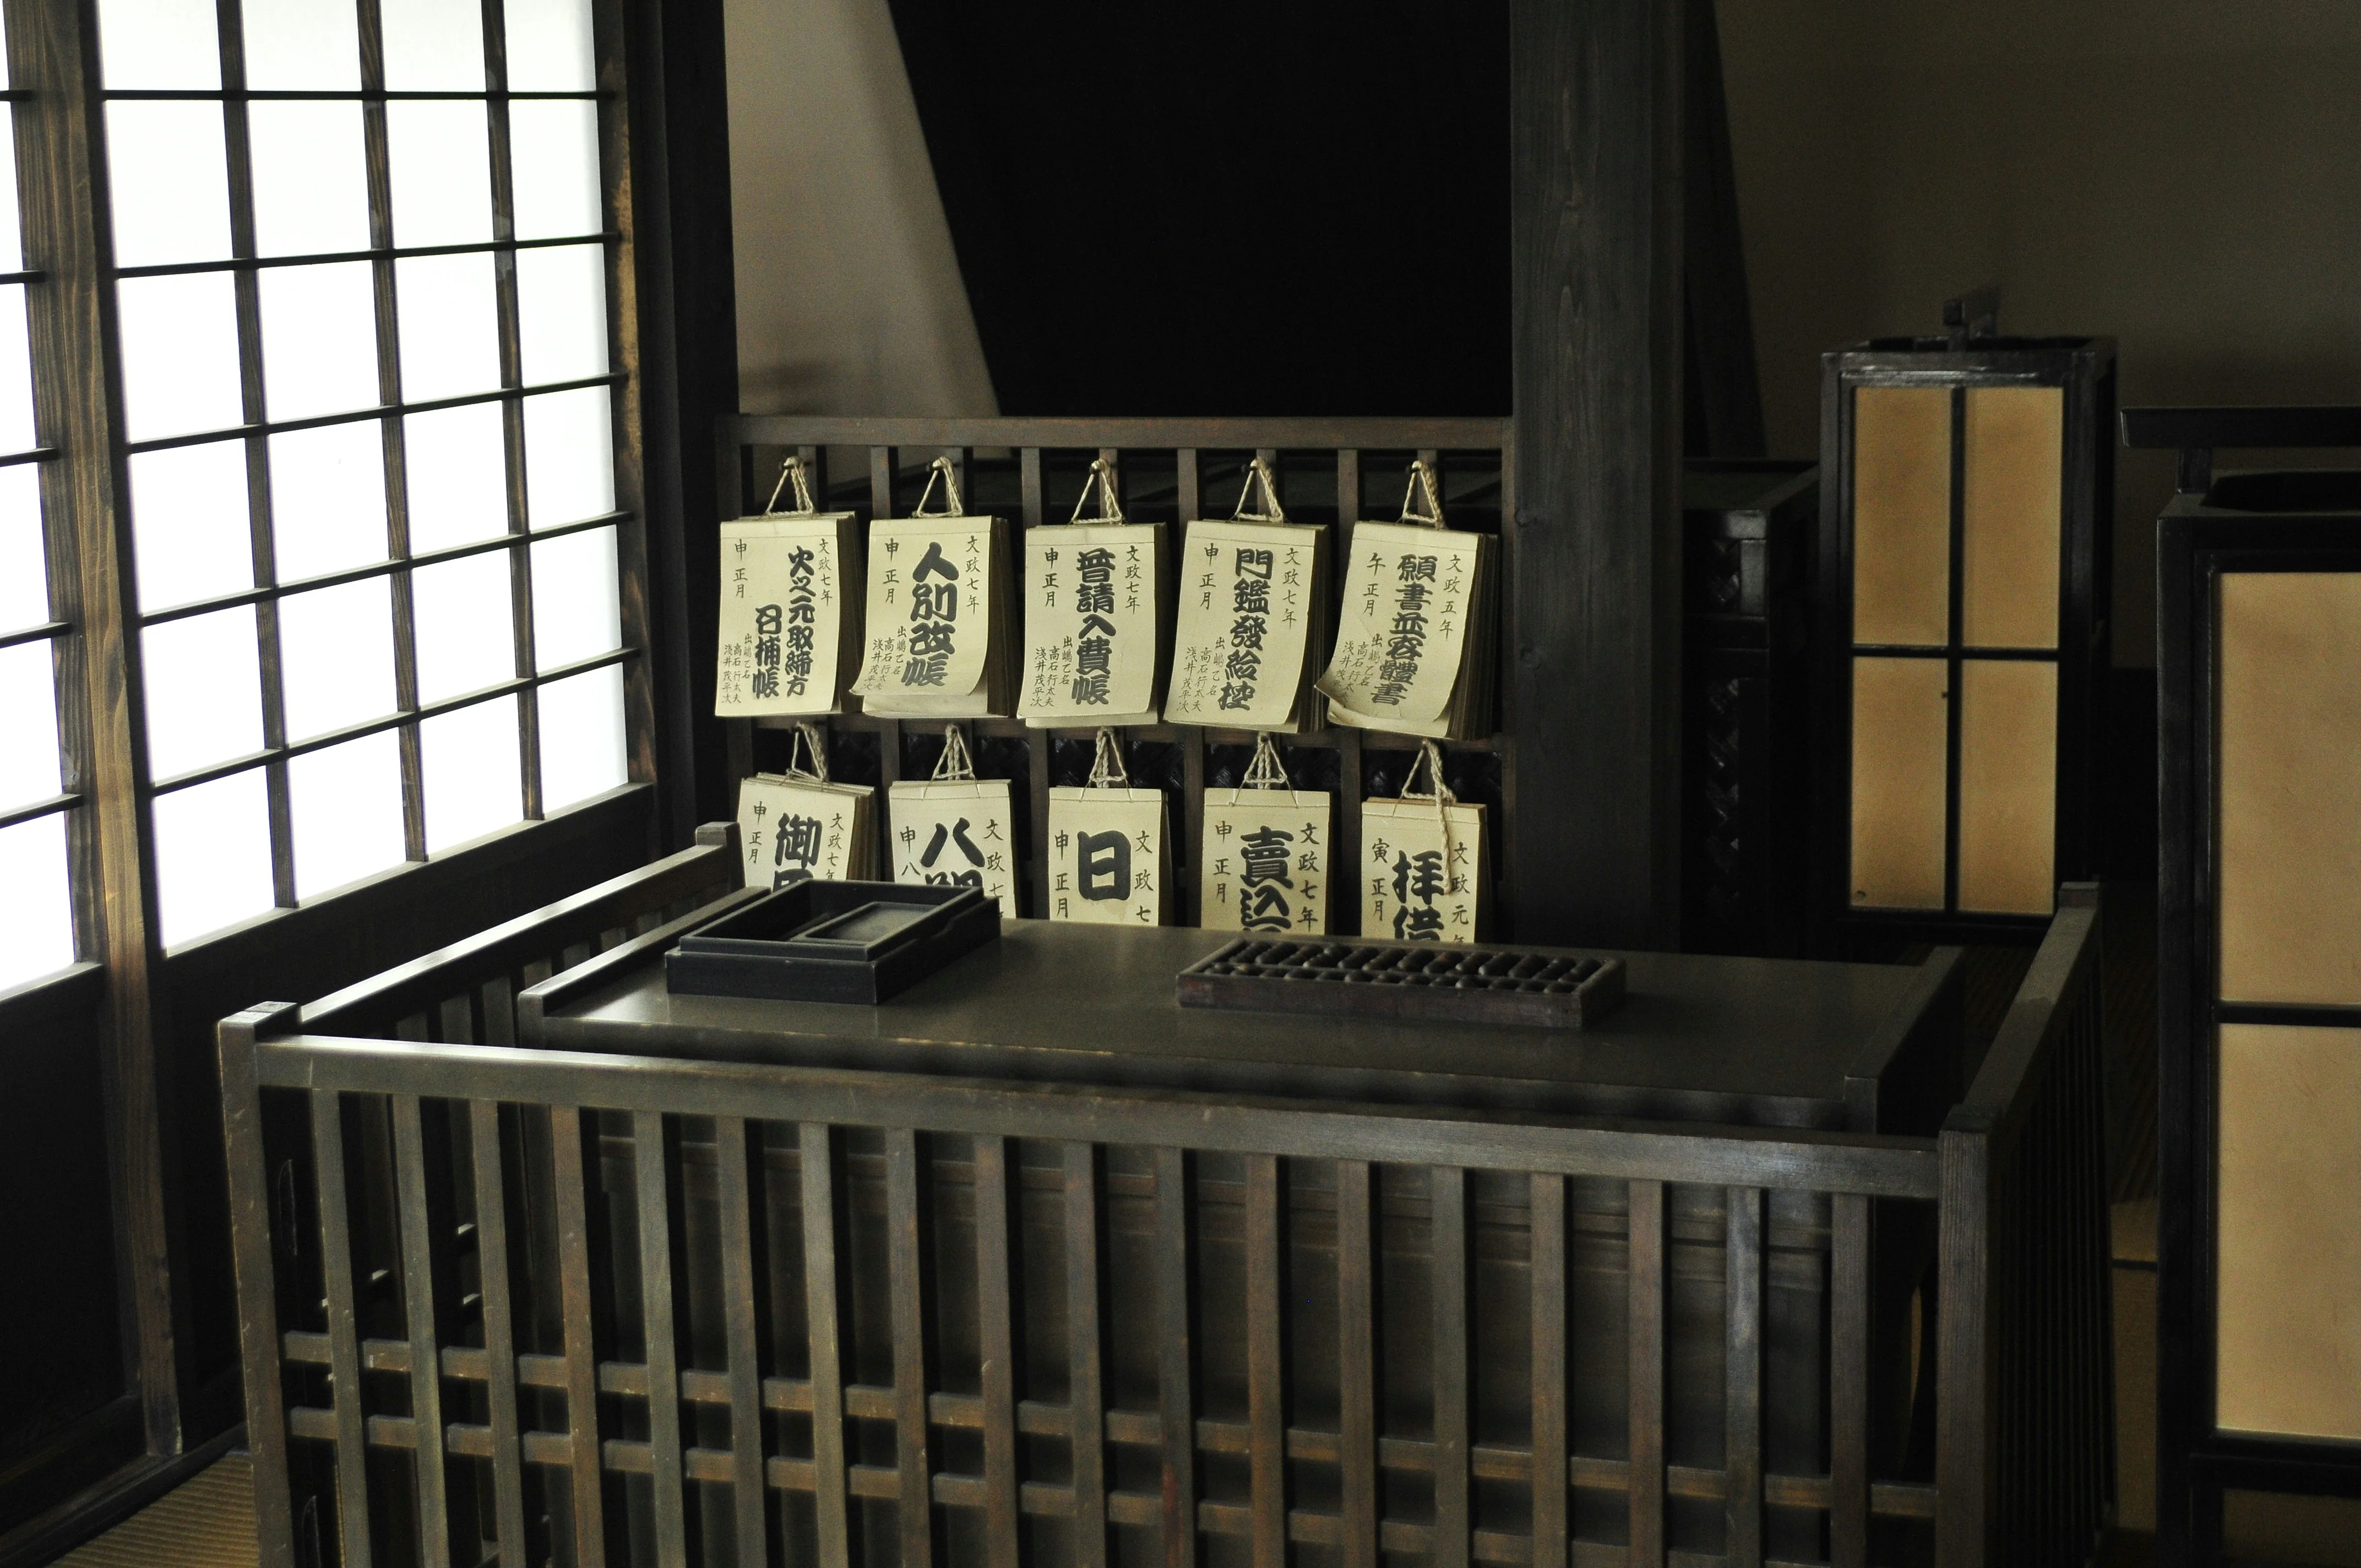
[380,0,485,91]
[117,273,243,441]
[129,441,251,612]
[386,100,493,249]
[0,639,61,810]
[515,243,608,385]
[105,102,231,269]
[403,402,510,553]
[395,254,502,402]
[0,465,47,631]
[505,0,596,92]
[0,286,35,455]
[509,100,602,242]
[530,525,618,670]
[523,386,613,527]
[411,548,516,704]
[421,692,521,852]
[0,117,25,274]
[259,263,380,423]
[270,422,388,582]
[96,0,221,91]
[538,663,625,812]
[248,102,370,258]
[276,576,397,741]
[142,605,262,779]
[240,0,359,90]
[0,814,75,991]
[289,729,406,899]
[151,767,274,946]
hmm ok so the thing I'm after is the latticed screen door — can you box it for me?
[1821,334,2113,944]
[1846,382,2063,917]
[99,0,630,946]
[0,18,69,992]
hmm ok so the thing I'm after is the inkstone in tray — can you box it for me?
[1177,937,1625,1030]
[667,879,1000,1004]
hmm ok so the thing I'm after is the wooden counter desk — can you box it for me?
[519,919,1964,1135]
[222,872,2110,1568]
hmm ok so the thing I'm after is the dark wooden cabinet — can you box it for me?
[2140,406,2361,1566]
[1816,330,2115,954]
[1682,461,1817,956]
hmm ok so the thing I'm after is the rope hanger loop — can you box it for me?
[1086,726,1130,789]
[786,721,830,783]
[1230,455,1288,525]
[763,453,819,516]
[912,454,966,519]
[931,724,977,781]
[1068,457,1127,526]
[1399,459,1445,529]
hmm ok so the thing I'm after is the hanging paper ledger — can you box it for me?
[1200,734,1329,935]
[1021,459,1165,726]
[852,458,1018,717]
[1361,743,1487,943]
[1162,458,1329,732]
[733,725,875,887]
[716,456,861,716]
[887,727,1019,906]
[1318,461,1497,740]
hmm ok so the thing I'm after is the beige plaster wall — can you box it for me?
[722,0,996,418]
[1718,0,2361,666]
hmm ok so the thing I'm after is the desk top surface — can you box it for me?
[527,921,1947,1131]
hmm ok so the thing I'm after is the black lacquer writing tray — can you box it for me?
[666,880,1001,1004]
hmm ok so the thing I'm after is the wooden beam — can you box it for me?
[1508,0,1688,946]
[12,0,184,1456]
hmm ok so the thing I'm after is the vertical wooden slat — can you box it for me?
[391,1096,454,1568]
[549,1106,606,1568]
[1338,1160,1378,1567]
[1530,1173,1567,1568]
[1245,1154,1286,1568]
[1179,738,1205,927]
[1177,449,1201,521]
[632,1113,688,1567]
[886,1128,934,1568]
[1154,1147,1198,1568]
[1020,447,1045,529]
[715,1118,768,1568]
[801,1123,851,1564]
[467,1102,527,1567]
[1067,1141,1108,1568]
[1430,1167,1470,1568]
[871,446,896,519]
[1335,728,1364,937]
[1626,1179,1665,1568]
[220,1008,297,1568]
[1830,1192,1870,1568]
[1723,1186,1763,1568]
[975,1136,1020,1568]
[311,1092,375,1568]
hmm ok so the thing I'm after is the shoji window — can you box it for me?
[99,0,630,946]
[0,26,75,993]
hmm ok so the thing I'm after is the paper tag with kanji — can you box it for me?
[887,779,1018,905]
[1361,797,1484,944]
[735,775,866,888]
[1201,788,1330,935]
[1046,787,1166,925]
[852,517,994,701]
[717,515,850,715]
[1162,520,1319,727]
[1317,522,1482,726]
[1021,522,1160,721]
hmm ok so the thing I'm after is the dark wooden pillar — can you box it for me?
[1508,0,1687,948]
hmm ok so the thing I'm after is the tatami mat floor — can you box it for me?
[50,1453,254,1568]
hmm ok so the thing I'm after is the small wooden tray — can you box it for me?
[1177,938,1625,1030]
[667,880,1000,1004]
